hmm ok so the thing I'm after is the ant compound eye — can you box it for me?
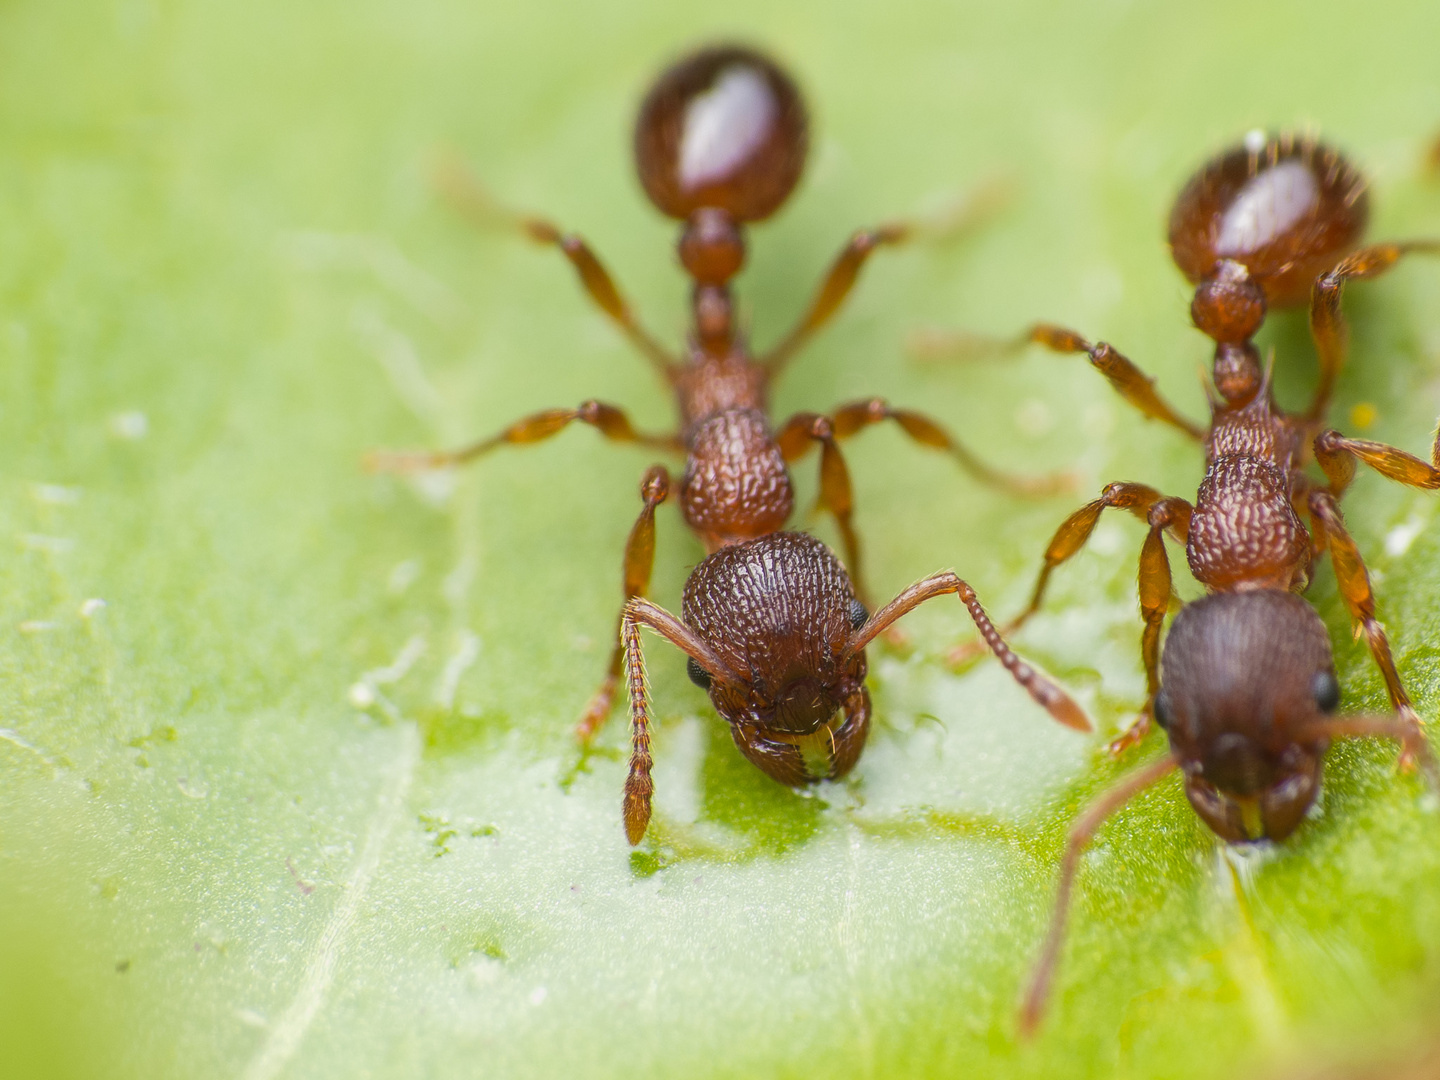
[686,656,713,690]
[848,598,869,631]
[1312,669,1340,713]
[1151,691,1172,731]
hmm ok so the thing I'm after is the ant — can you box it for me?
[370,44,1080,844]
[923,132,1440,1034]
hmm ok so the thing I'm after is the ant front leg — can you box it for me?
[827,397,1075,497]
[1307,489,1429,770]
[433,153,678,379]
[576,466,671,743]
[1307,240,1440,420]
[366,400,681,472]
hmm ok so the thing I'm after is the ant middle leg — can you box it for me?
[1307,240,1440,420]
[1306,488,1429,769]
[826,397,1075,497]
[1314,427,1440,497]
[433,153,677,377]
[577,466,672,743]
[366,400,681,472]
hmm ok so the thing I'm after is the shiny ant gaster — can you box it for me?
[371,45,1079,844]
[929,133,1440,1033]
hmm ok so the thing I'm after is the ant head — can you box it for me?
[1155,589,1338,843]
[634,44,808,226]
[680,532,868,781]
[1169,132,1368,310]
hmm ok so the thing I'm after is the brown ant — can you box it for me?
[924,132,1440,1034]
[369,44,1079,845]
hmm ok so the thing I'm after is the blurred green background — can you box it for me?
[3,1,1440,1077]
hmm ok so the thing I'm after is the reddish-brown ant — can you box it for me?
[370,44,1079,844]
[926,133,1440,1034]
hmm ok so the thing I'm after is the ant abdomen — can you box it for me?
[1169,133,1368,308]
[1158,590,1335,842]
[634,44,808,224]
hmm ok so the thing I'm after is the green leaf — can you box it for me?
[4,2,1440,1078]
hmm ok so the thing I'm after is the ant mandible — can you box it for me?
[371,44,1079,844]
[925,132,1440,1033]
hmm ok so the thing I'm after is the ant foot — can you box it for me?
[1106,713,1153,756]
[575,675,619,743]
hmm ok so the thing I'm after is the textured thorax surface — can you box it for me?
[680,406,793,547]
[674,352,768,431]
[1188,395,1310,591]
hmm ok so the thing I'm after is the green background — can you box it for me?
[4,1,1440,1077]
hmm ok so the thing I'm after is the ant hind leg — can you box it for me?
[763,177,1010,380]
[828,397,1076,498]
[433,153,678,378]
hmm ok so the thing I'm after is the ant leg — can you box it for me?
[1296,715,1440,789]
[1023,326,1207,440]
[910,324,1205,442]
[944,482,1183,663]
[577,466,670,742]
[1307,489,1429,770]
[846,571,1092,732]
[1307,241,1440,420]
[1114,496,1194,753]
[1018,753,1180,1038]
[762,179,1011,380]
[827,397,1075,497]
[774,412,870,605]
[1314,428,1440,496]
[761,223,911,378]
[433,154,677,378]
[620,597,743,845]
[365,400,681,472]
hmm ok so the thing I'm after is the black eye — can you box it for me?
[1312,670,1340,713]
[848,598,869,631]
[1151,691,1172,731]
[686,656,712,690]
